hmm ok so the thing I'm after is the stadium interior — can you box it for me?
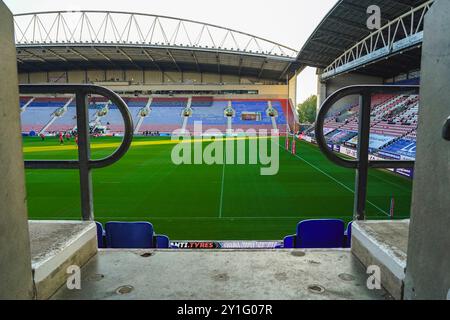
[1,0,449,300]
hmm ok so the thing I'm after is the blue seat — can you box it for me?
[344,221,353,248]
[283,234,296,248]
[282,219,345,249]
[95,221,105,248]
[154,234,170,249]
[105,221,170,249]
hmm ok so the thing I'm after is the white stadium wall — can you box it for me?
[164,71,182,83]
[144,70,164,84]
[182,72,203,83]
[222,74,240,84]
[18,69,290,97]
[18,72,28,84]
[288,74,297,107]
[87,69,106,83]
[105,70,125,82]
[68,70,86,83]
[19,69,283,85]
[126,69,144,83]
[202,73,221,84]
[28,72,47,83]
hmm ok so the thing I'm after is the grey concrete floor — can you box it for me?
[52,249,390,300]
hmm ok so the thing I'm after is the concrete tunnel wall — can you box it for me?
[0,1,34,299]
[404,0,450,300]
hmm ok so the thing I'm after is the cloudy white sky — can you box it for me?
[4,0,337,102]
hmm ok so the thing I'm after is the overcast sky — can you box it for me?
[4,0,337,102]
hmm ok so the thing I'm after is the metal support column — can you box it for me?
[354,91,371,220]
[75,90,94,221]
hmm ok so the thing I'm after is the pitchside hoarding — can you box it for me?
[300,135,414,178]
[171,241,281,249]
[340,146,414,178]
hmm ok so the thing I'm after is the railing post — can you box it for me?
[75,90,94,221]
[353,91,371,220]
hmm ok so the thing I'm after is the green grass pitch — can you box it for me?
[22,135,412,240]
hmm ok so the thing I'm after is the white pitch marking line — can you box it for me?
[218,154,226,219]
[281,143,390,217]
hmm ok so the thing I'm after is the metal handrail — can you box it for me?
[20,84,134,220]
[315,85,420,220]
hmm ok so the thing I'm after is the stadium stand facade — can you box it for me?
[20,96,296,135]
[14,10,301,136]
[292,0,431,181]
[302,91,419,165]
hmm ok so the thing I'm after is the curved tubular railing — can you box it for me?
[315,85,420,220]
[20,84,133,220]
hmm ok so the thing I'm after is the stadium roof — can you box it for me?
[14,11,301,82]
[296,0,429,77]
